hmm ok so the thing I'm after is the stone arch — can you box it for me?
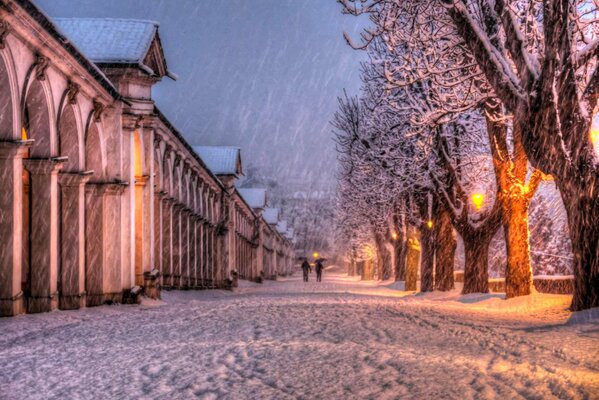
[85,121,106,179]
[163,150,173,196]
[153,141,163,192]
[0,46,20,140]
[58,103,83,172]
[22,77,55,158]
[172,156,181,201]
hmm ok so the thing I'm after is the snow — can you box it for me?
[53,18,159,63]
[262,207,279,224]
[0,269,597,399]
[194,146,242,176]
[237,188,267,209]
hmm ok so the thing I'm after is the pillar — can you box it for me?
[154,191,164,275]
[134,175,149,286]
[59,172,90,310]
[23,158,63,313]
[171,203,183,288]
[85,182,125,306]
[0,142,30,316]
[180,208,190,288]
[161,197,173,287]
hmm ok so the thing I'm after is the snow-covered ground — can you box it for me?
[1,268,598,400]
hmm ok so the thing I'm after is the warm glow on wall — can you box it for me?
[592,122,599,156]
[427,220,433,229]
[471,193,485,211]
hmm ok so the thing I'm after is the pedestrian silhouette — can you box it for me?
[315,260,324,282]
[301,260,311,282]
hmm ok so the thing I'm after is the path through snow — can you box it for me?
[0,270,598,399]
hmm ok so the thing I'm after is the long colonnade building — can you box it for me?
[0,0,295,317]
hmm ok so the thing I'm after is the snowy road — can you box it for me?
[1,270,598,400]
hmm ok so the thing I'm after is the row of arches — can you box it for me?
[0,42,112,315]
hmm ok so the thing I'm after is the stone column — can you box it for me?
[0,141,30,316]
[134,175,149,286]
[85,182,125,306]
[58,171,91,310]
[23,158,64,313]
[180,208,190,288]
[189,214,199,288]
[161,197,174,287]
[171,203,183,288]
[154,191,164,275]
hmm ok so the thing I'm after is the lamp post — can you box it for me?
[391,232,398,241]
[426,220,433,229]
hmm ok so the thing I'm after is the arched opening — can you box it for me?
[22,78,58,313]
[86,122,104,179]
[57,104,87,310]
[0,54,14,140]
[58,105,80,172]
[0,51,24,316]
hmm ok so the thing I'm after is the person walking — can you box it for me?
[315,260,324,282]
[301,259,311,282]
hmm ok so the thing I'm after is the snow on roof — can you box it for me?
[194,146,242,176]
[284,228,294,240]
[54,18,159,64]
[276,220,288,234]
[263,208,279,224]
[238,188,267,209]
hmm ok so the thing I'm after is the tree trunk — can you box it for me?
[374,232,392,280]
[394,236,407,281]
[503,195,534,298]
[419,224,434,292]
[462,231,492,294]
[559,183,599,311]
[393,214,407,281]
[435,204,456,291]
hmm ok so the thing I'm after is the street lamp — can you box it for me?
[313,252,319,259]
[471,193,485,211]
[427,220,433,229]
[391,232,398,240]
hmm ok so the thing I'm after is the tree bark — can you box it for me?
[434,203,456,291]
[462,231,493,294]
[559,181,599,311]
[419,224,435,292]
[374,231,392,280]
[503,195,534,298]
[393,213,407,281]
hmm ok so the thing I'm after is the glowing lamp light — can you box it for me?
[427,220,433,229]
[471,193,485,211]
[391,232,398,240]
[313,252,319,259]
[21,127,27,140]
[591,119,599,156]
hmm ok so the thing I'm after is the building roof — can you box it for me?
[54,18,157,63]
[276,220,287,234]
[53,18,174,79]
[13,1,121,100]
[238,188,267,209]
[262,208,279,225]
[194,146,242,176]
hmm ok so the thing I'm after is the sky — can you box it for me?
[36,0,368,191]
